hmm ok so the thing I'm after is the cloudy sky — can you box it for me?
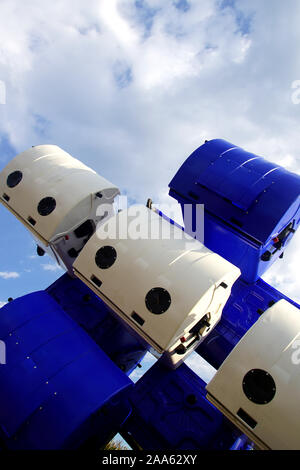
[0,0,299,384]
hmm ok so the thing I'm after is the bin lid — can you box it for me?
[169,139,300,244]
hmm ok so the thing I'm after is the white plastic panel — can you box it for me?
[206,299,300,450]
[73,204,240,368]
[0,145,119,272]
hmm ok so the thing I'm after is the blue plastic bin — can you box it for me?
[169,139,300,282]
[0,292,132,449]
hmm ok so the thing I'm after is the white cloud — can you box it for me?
[0,301,7,308]
[0,1,298,346]
[185,351,216,384]
[41,263,63,272]
[0,271,20,279]
[129,352,157,383]
[129,350,216,386]
[100,0,138,47]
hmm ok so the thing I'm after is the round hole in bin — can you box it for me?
[95,246,117,269]
[7,171,23,188]
[242,369,276,405]
[186,394,197,405]
[145,287,171,315]
[38,197,56,216]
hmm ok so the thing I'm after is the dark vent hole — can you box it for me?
[95,246,117,269]
[68,248,78,258]
[186,394,197,405]
[74,220,95,239]
[145,287,171,315]
[237,408,257,429]
[7,170,23,188]
[131,312,145,326]
[38,197,56,216]
[28,216,36,226]
[91,275,102,288]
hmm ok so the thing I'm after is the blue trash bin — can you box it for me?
[0,292,132,449]
[169,139,300,282]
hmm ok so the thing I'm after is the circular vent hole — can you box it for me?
[7,171,23,188]
[145,287,171,315]
[95,246,117,269]
[242,369,276,405]
[38,197,56,216]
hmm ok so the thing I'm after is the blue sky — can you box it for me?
[0,0,299,389]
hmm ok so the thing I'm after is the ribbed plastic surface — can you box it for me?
[169,139,300,282]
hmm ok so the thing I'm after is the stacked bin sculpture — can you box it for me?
[0,139,299,450]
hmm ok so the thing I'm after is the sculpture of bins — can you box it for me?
[0,145,119,274]
[206,299,300,450]
[169,139,300,283]
[0,293,132,449]
[73,204,241,369]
